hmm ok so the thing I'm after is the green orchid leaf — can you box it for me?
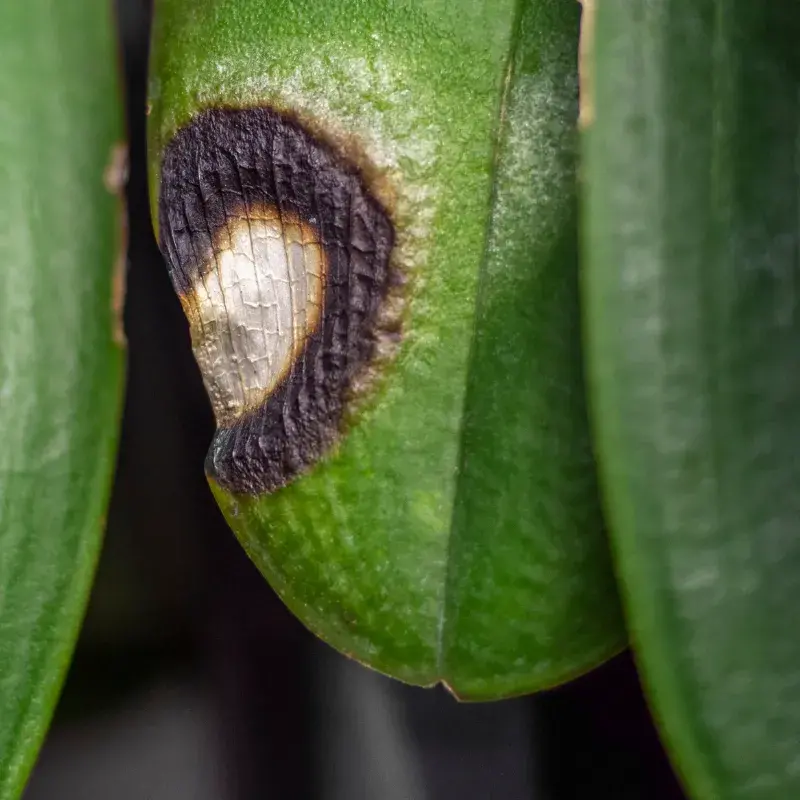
[0,2,125,796]
[148,0,623,699]
[584,1,800,796]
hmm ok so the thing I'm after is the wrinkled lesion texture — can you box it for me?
[159,107,395,494]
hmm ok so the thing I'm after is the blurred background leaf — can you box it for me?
[584,2,800,798]
[0,2,124,797]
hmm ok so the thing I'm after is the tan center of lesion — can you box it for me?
[578,0,595,129]
[181,205,326,425]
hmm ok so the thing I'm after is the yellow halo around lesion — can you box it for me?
[179,203,327,425]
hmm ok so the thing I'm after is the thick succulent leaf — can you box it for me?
[584,1,800,796]
[148,0,623,698]
[0,2,124,796]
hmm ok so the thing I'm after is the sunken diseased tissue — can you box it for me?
[158,107,394,494]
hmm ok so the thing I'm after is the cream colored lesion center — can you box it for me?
[578,0,595,128]
[181,206,326,425]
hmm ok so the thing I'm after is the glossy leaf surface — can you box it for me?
[0,2,124,795]
[149,0,623,698]
[584,1,800,796]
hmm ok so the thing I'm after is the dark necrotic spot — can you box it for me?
[158,107,395,495]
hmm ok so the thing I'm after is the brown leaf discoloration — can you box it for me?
[104,142,129,347]
[578,0,595,129]
[158,108,399,495]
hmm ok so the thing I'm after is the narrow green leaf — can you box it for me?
[0,2,124,795]
[149,0,623,698]
[584,1,800,796]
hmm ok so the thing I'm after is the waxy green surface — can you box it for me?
[584,1,800,795]
[0,1,124,796]
[150,0,624,697]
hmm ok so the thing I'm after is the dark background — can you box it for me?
[25,2,686,797]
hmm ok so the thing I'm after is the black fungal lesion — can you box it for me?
[158,107,396,495]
